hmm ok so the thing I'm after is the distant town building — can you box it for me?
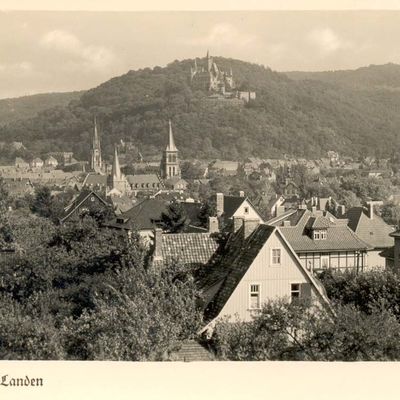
[44,156,58,168]
[14,157,29,169]
[30,157,44,168]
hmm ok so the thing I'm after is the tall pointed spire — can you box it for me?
[90,115,102,173]
[93,115,100,149]
[112,145,121,180]
[166,120,178,152]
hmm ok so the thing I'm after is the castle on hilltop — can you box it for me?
[190,51,236,94]
[190,51,256,103]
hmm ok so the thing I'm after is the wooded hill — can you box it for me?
[1,57,400,162]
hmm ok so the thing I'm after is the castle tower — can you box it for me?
[90,116,103,173]
[110,145,129,195]
[161,120,180,179]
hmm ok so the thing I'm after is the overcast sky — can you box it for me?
[2,10,400,98]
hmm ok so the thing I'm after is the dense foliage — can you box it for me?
[2,59,400,161]
[0,208,202,360]
[211,299,400,361]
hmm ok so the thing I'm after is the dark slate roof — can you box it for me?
[202,225,276,322]
[60,190,110,222]
[269,209,370,253]
[223,195,245,219]
[104,198,168,230]
[345,207,395,249]
[153,233,220,268]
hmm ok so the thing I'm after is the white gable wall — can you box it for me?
[232,199,263,222]
[217,230,320,322]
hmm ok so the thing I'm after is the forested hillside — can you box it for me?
[1,57,400,162]
[285,63,400,90]
[0,91,83,125]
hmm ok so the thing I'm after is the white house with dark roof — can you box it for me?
[215,192,264,230]
[199,221,331,329]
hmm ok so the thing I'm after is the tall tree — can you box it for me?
[160,200,189,233]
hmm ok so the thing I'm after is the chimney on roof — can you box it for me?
[208,216,219,233]
[283,220,291,227]
[311,206,317,214]
[319,197,329,211]
[153,228,163,261]
[367,201,374,220]
[239,190,245,197]
[243,218,260,239]
[337,205,346,218]
[233,216,244,232]
[216,193,224,217]
[276,205,286,217]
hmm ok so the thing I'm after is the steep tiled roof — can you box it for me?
[169,340,214,361]
[154,232,220,268]
[202,225,276,322]
[269,209,370,252]
[346,207,394,249]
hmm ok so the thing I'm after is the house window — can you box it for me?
[271,248,281,265]
[313,230,327,240]
[321,255,330,269]
[291,283,301,302]
[249,284,261,309]
[244,206,249,214]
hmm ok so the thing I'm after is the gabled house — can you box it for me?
[199,220,331,329]
[214,192,264,230]
[345,205,394,268]
[104,198,168,241]
[60,190,112,223]
[30,158,44,169]
[267,207,370,273]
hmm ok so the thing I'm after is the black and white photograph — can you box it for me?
[2,1,400,396]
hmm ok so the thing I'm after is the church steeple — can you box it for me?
[166,120,178,152]
[112,145,121,181]
[109,144,129,195]
[161,120,180,179]
[90,115,103,173]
